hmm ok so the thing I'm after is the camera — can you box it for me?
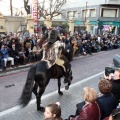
[105,67,115,76]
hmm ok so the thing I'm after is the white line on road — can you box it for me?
[0,71,104,117]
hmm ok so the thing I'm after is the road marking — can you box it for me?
[0,71,104,117]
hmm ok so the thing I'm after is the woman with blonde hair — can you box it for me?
[69,87,101,120]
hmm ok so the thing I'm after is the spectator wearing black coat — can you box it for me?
[10,44,24,66]
[104,55,120,102]
[97,79,118,119]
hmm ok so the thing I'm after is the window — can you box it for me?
[90,9,96,17]
[82,10,86,17]
[67,11,78,18]
[101,8,118,17]
[73,11,78,18]
[67,11,73,18]
[82,9,89,17]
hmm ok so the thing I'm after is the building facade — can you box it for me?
[60,1,120,35]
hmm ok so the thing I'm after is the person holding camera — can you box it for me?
[1,44,14,69]
[104,55,120,103]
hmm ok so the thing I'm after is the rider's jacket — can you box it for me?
[41,41,65,68]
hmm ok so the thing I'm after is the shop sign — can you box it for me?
[102,21,120,27]
[32,0,38,23]
[74,21,84,25]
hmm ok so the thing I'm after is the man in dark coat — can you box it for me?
[97,79,118,119]
[10,44,24,66]
[104,55,120,102]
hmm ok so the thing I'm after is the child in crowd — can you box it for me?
[44,102,63,120]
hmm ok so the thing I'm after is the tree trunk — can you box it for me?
[24,0,30,15]
[10,0,13,16]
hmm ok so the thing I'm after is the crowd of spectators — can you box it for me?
[0,27,120,119]
[0,31,43,71]
[41,54,120,120]
[0,28,120,71]
[65,31,120,56]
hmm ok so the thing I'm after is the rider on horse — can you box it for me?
[41,28,72,83]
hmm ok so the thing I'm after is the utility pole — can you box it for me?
[84,2,87,29]
[105,0,107,4]
[10,0,13,16]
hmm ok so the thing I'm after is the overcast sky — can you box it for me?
[0,0,107,15]
[63,0,107,8]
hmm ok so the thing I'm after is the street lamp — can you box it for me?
[97,18,100,35]
[20,21,23,32]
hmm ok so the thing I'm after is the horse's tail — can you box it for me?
[19,66,36,107]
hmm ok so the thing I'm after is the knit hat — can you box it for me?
[98,79,112,94]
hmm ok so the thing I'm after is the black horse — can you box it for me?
[19,44,73,112]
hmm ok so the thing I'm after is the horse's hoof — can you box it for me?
[65,85,69,90]
[37,107,45,112]
[58,91,63,95]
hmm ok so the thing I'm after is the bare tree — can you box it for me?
[24,0,30,14]
[38,0,67,20]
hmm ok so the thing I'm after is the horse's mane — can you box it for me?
[62,45,73,62]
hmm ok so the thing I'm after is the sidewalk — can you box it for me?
[0,72,103,120]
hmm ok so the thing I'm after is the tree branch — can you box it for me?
[37,0,67,20]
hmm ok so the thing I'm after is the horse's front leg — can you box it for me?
[65,76,73,90]
[58,78,63,95]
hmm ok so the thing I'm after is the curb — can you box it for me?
[0,64,33,77]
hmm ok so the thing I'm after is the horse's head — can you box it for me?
[48,30,59,44]
[64,44,74,62]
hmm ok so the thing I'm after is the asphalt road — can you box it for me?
[0,49,119,112]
